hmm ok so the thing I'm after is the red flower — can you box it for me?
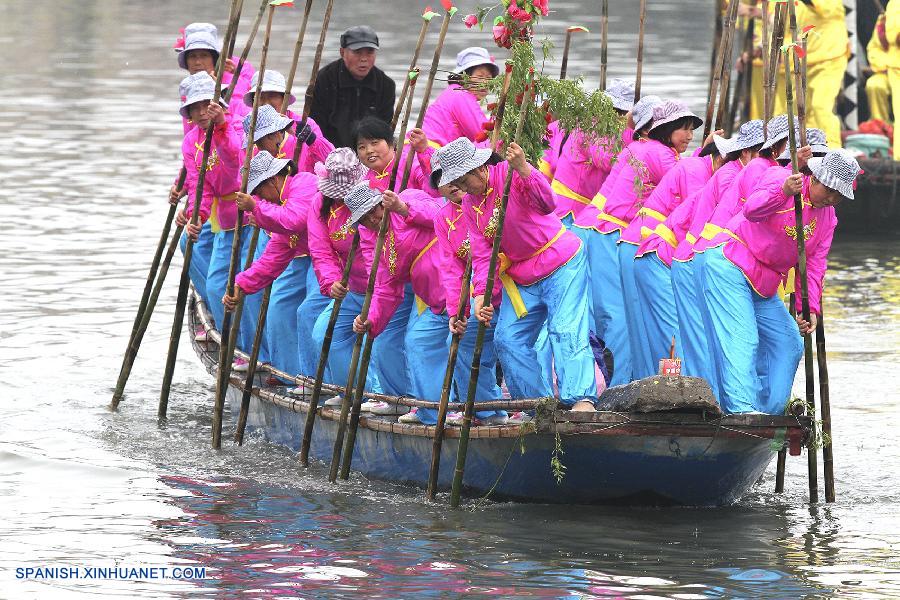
[507,0,532,24]
[487,102,498,111]
[440,0,453,11]
[464,13,478,28]
[544,112,553,124]
[482,121,495,131]
[793,44,806,59]
[515,92,524,105]
[492,23,512,48]
[475,131,489,142]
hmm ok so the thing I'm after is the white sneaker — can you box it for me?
[194,327,207,342]
[507,411,533,425]
[288,386,307,396]
[232,357,249,373]
[359,400,378,413]
[398,409,422,424]
[366,401,410,416]
[323,395,343,407]
[445,411,465,426]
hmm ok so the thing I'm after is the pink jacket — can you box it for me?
[552,127,632,221]
[366,190,443,337]
[422,84,488,147]
[672,158,745,261]
[538,121,562,181]
[179,57,255,133]
[234,172,318,294]
[269,112,335,175]
[307,194,376,296]
[714,169,836,314]
[620,155,714,245]
[433,202,502,318]
[464,162,580,293]
[182,117,243,232]
[705,156,781,232]
[366,145,437,196]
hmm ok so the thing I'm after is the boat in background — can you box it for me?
[188,292,811,506]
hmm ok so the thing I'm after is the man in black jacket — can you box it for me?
[309,26,396,149]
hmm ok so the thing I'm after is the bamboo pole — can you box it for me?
[292,0,334,163]
[633,0,646,101]
[784,43,819,504]
[425,68,513,501]
[158,0,243,420]
[764,3,787,128]
[392,12,433,130]
[727,11,755,135]
[298,234,360,465]
[600,0,608,90]
[787,0,808,147]
[110,168,186,409]
[816,312,835,502]
[338,7,455,482]
[234,0,321,446]
[223,0,245,61]
[226,0,267,98]
[703,0,740,141]
[211,4,275,449]
[761,0,771,137]
[327,72,419,484]
[560,26,588,81]
[450,69,535,509]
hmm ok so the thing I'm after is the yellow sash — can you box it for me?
[538,158,553,178]
[685,232,698,245]
[208,192,239,233]
[403,138,442,151]
[597,212,629,229]
[700,222,724,241]
[551,179,592,205]
[411,238,437,315]
[652,223,678,248]
[590,193,608,211]
[637,207,666,222]
[779,267,796,297]
[498,226,567,319]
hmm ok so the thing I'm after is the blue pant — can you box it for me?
[247,230,271,363]
[180,221,214,307]
[207,226,259,352]
[311,291,379,393]
[618,241,652,380]
[700,247,803,414]
[634,253,679,374]
[406,306,505,425]
[371,285,415,395]
[495,247,596,407]
[561,213,575,228]
[584,228,631,386]
[671,256,718,395]
[296,263,330,376]
[259,256,308,377]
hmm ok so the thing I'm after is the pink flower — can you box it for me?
[492,23,511,48]
[464,13,478,28]
[507,0,532,24]
[534,0,549,16]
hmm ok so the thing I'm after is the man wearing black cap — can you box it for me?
[309,26,396,149]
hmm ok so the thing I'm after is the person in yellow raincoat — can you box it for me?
[885,0,900,158]
[794,0,849,149]
[866,14,891,124]
[743,3,788,121]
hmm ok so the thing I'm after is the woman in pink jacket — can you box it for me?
[348,184,443,416]
[353,117,437,196]
[223,151,318,380]
[422,47,499,147]
[571,94,662,386]
[438,137,597,412]
[700,150,860,414]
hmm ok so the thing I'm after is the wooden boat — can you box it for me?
[188,292,811,506]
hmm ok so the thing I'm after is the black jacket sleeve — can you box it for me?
[309,62,338,143]
[376,72,397,127]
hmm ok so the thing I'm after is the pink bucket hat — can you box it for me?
[315,148,369,199]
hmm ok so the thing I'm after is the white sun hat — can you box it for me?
[434,137,493,188]
[179,72,228,119]
[632,95,663,131]
[177,23,220,70]
[711,119,765,155]
[807,149,861,200]
[246,150,291,195]
[242,69,298,108]
[344,182,384,226]
[454,47,500,78]
[242,104,294,148]
[761,114,791,150]
[603,79,636,112]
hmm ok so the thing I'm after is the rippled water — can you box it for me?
[2,0,899,597]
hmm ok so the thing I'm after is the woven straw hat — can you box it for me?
[316,148,369,198]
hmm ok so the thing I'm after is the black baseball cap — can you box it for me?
[341,26,379,50]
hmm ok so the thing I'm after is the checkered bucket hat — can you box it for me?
[315,148,369,199]
[434,137,493,188]
[242,104,294,148]
[713,119,765,155]
[246,150,291,195]
[179,72,228,119]
[344,182,384,226]
[649,100,702,132]
[808,149,861,200]
[177,23,220,70]
[243,69,297,108]
[777,128,831,161]
[632,95,663,131]
[761,115,790,150]
[604,79,636,112]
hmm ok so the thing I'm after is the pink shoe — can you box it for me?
[232,357,250,373]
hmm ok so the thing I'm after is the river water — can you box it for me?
[1,0,899,597]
